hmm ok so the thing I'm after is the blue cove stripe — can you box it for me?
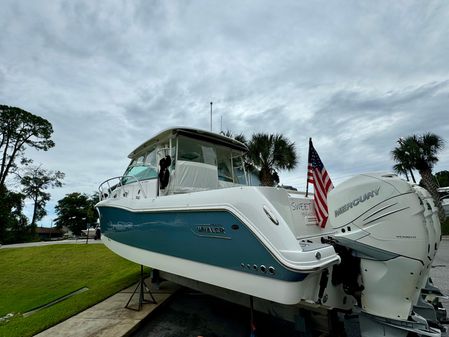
[98,206,307,282]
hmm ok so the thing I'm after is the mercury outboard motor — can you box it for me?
[327,173,442,337]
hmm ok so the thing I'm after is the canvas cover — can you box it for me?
[170,160,219,193]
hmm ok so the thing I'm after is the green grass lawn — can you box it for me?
[0,244,142,337]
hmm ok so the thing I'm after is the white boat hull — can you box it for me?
[102,234,322,305]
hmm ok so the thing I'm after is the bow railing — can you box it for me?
[98,175,148,201]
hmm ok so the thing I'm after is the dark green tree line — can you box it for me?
[54,192,99,236]
[435,170,449,187]
[0,105,63,244]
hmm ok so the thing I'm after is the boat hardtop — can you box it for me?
[128,127,248,159]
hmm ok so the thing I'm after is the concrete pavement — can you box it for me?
[34,280,180,337]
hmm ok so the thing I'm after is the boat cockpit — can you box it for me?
[99,128,251,200]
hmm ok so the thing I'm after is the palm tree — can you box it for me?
[247,133,298,186]
[392,137,417,183]
[392,133,445,221]
[393,163,410,182]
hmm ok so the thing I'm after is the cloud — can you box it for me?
[1,0,449,225]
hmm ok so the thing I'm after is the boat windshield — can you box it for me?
[232,155,247,185]
[217,146,233,182]
[122,147,158,184]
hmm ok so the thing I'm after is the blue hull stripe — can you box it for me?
[98,206,307,282]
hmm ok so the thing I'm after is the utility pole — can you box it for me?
[83,217,88,244]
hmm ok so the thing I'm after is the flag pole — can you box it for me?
[305,137,312,198]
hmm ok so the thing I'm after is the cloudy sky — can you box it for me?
[1,1,449,226]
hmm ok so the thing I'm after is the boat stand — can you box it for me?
[125,265,157,311]
[249,296,256,337]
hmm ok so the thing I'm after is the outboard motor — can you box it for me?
[326,173,442,337]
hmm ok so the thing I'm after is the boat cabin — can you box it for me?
[100,128,250,200]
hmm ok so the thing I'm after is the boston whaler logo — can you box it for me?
[192,224,230,239]
[196,224,225,234]
[335,186,381,217]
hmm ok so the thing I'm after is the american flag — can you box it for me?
[307,138,333,228]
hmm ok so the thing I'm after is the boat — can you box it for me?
[81,226,101,239]
[437,187,449,217]
[96,127,444,337]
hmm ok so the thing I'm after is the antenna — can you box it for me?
[210,102,213,131]
[220,115,223,133]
